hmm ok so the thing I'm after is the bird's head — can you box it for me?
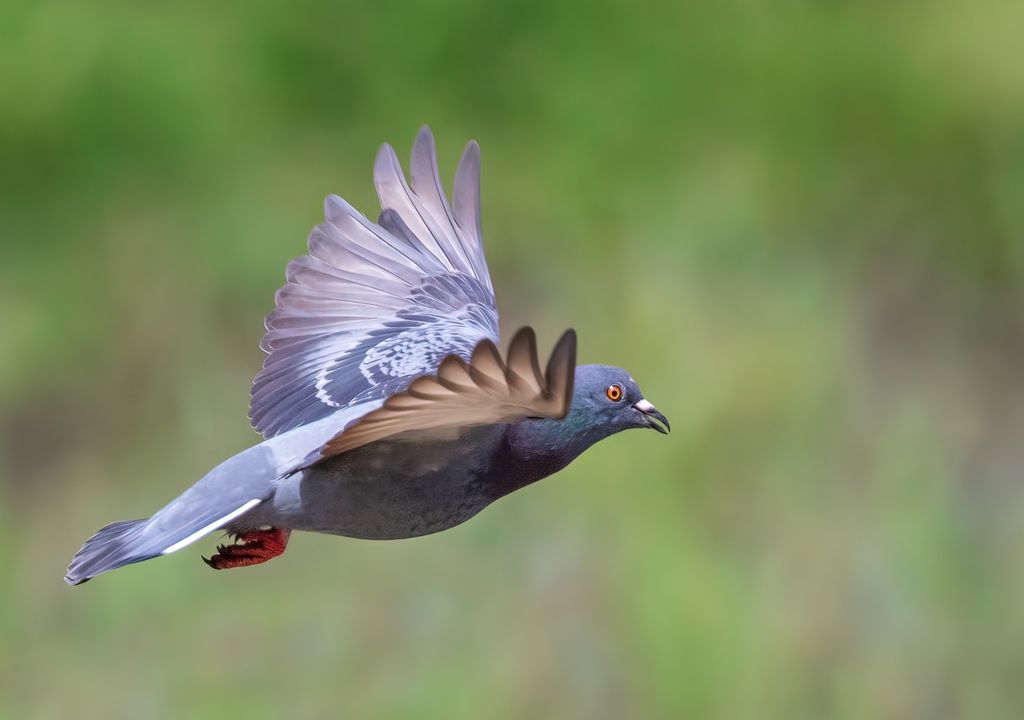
[501,366,671,488]
[567,364,670,439]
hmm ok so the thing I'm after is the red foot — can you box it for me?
[203,528,291,570]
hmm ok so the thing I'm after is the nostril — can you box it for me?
[634,399,655,413]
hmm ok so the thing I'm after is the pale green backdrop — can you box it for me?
[2,1,1023,718]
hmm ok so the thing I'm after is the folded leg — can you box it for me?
[203,528,291,570]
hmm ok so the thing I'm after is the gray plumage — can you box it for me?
[65,127,669,586]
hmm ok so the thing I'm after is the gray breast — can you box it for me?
[266,424,507,539]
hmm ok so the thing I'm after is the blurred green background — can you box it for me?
[2,0,1023,717]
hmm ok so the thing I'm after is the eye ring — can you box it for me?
[606,384,624,402]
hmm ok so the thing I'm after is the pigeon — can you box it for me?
[65,127,669,585]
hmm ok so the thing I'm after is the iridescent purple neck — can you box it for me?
[487,412,615,499]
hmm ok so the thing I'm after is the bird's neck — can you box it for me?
[490,412,609,498]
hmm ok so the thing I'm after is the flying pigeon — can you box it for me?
[65,127,670,585]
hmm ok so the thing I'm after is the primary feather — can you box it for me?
[249,127,499,438]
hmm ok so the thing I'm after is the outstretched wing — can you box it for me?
[250,127,498,438]
[302,327,576,465]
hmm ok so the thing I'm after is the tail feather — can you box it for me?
[64,496,266,586]
[65,437,286,585]
[65,519,155,585]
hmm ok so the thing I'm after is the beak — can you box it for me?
[633,399,670,434]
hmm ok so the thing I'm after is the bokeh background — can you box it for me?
[2,1,1023,718]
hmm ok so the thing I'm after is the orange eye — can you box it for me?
[606,384,623,402]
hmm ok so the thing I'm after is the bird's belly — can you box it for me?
[271,426,504,539]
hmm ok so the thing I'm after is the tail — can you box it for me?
[65,442,282,585]
[65,496,265,585]
[65,519,154,585]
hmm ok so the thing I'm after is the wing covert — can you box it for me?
[309,328,577,462]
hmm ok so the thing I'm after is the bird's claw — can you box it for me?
[202,528,291,571]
